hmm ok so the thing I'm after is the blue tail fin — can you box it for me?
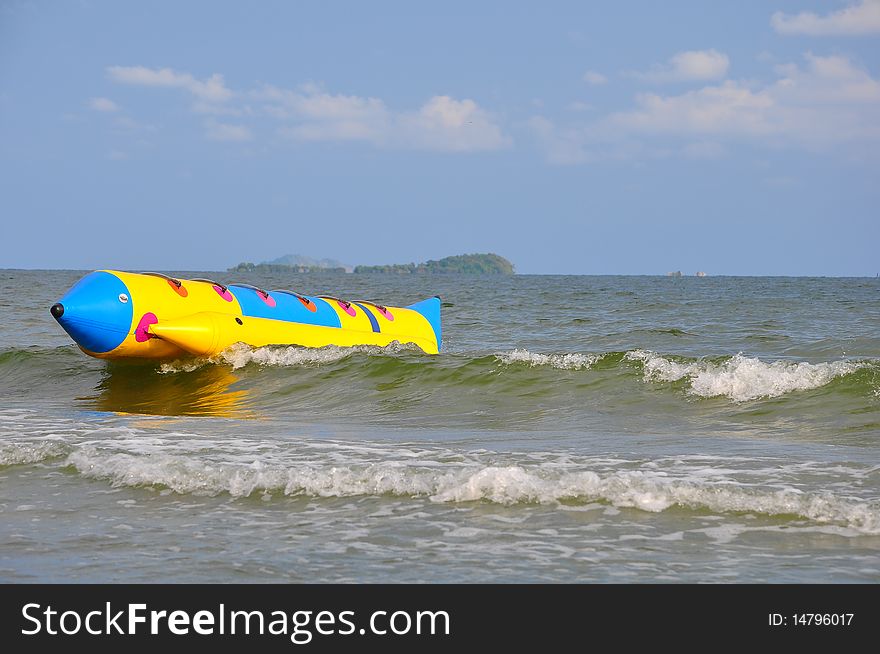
[407,296,442,351]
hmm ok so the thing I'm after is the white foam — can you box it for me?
[63,449,880,534]
[219,343,360,370]
[0,441,69,465]
[626,349,702,381]
[160,342,418,373]
[496,349,602,370]
[626,350,863,401]
[158,359,208,373]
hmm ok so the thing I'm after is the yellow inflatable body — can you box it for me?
[50,271,442,360]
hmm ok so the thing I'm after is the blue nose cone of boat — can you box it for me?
[52,271,133,353]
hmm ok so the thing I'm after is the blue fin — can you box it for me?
[407,296,442,351]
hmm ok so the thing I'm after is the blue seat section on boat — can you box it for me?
[229,286,342,328]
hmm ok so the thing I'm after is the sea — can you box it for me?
[1,270,878,583]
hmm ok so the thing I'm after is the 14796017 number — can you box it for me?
[792,614,853,626]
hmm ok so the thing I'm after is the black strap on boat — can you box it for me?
[190,278,228,294]
[273,289,313,304]
[354,299,388,313]
[228,282,271,299]
[318,295,352,309]
[141,271,182,288]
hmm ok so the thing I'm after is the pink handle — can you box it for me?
[338,301,357,317]
[377,307,394,321]
[213,285,234,302]
[135,313,158,342]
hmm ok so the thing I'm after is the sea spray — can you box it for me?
[59,446,880,534]
[160,342,422,373]
[495,349,603,370]
[626,350,866,401]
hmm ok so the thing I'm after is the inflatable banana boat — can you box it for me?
[50,270,441,360]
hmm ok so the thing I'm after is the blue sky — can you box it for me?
[1,0,878,275]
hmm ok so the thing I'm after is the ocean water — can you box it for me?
[1,270,878,583]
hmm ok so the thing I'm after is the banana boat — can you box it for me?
[50,270,441,360]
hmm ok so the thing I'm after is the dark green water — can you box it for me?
[1,270,879,582]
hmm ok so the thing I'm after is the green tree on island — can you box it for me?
[230,253,515,275]
[355,253,514,274]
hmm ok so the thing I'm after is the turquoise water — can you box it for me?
[1,270,879,582]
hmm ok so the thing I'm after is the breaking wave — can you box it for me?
[495,349,603,370]
[0,340,862,416]
[0,441,69,466]
[62,448,880,534]
[626,350,868,402]
[160,342,421,373]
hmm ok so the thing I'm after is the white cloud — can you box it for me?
[531,53,880,164]
[772,0,880,36]
[583,70,607,85]
[634,49,730,83]
[264,84,390,143]
[103,67,507,151]
[613,54,880,145]
[204,120,252,142]
[107,66,233,102]
[107,150,128,161]
[612,81,774,135]
[266,84,508,152]
[89,97,119,112]
[398,95,509,152]
[264,86,389,144]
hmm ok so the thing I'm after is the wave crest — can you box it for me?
[161,342,420,373]
[0,441,69,466]
[496,349,602,370]
[63,449,880,534]
[626,350,865,401]
[157,343,875,403]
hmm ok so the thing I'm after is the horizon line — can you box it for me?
[1,267,878,279]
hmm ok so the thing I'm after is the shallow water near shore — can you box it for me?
[1,270,879,582]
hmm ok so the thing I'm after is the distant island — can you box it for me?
[229,253,514,275]
[229,254,352,274]
[355,253,514,275]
